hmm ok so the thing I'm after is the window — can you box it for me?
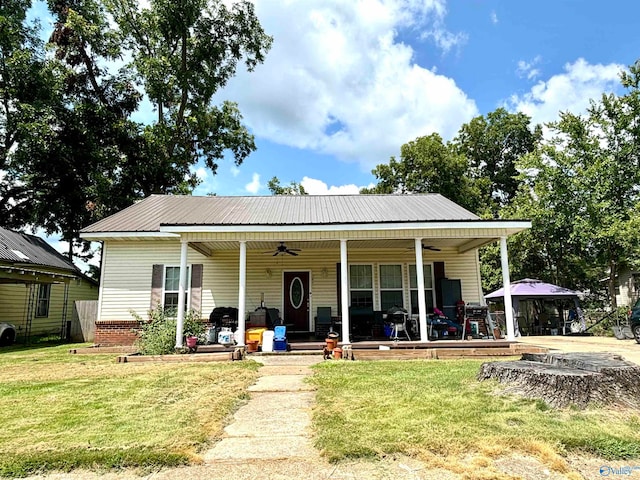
[164,266,190,316]
[36,284,51,317]
[409,264,435,315]
[379,264,403,311]
[349,264,373,308]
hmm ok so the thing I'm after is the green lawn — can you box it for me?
[310,360,640,463]
[3,346,639,478]
[0,344,259,478]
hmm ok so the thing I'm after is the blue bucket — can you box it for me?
[383,324,393,337]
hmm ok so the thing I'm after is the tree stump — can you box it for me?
[478,352,640,409]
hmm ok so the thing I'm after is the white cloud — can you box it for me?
[490,11,498,24]
[245,173,262,194]
[218,0,477,170]
[300,176,373,195]
[230,166,241,177]
[508,58,623,127]
[190,166,208,181]
[517,56,542,80]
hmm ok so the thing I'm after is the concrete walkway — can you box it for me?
[203,354,324,464]
[517,335,640,366]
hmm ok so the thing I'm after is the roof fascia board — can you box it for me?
[79,232,180,240]
[159,221,532,234]
[0,267,77,283]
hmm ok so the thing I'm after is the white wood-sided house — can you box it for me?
[80,194,530,346]
[0,227,99,341]
[614,267,640,307]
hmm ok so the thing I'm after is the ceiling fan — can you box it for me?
[265,242,301,256]
[407,243,441,252]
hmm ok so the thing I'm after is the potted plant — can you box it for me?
[183,310,205,352]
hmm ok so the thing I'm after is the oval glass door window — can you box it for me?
[290,277,304,309]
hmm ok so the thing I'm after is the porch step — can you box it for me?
[353,345,547,361]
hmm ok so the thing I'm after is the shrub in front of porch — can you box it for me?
[131,307,205,355]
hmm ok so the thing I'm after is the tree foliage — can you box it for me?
[362,69,640,308]
[361,133,481,211]
[512,62,640,306]
[454,108,542,217]
[106,0,272,188]
[0,0,57,227]
[0,0,271,261]
[268,177,307,195]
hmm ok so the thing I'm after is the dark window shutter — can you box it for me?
[433,261,445,310]
[336,263,341,316]
[151,264,164,310]
[190,264,203,315]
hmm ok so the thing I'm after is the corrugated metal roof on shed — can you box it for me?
[0,227,78,272]
[81,194,481,233]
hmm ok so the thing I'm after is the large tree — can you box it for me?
[361,133,481,212]
[1,0,271,260]
[511,61,640,306]
[106,0,272,189]
[453,108,542,217]
[0,0,147,259]
[0,0,58,227]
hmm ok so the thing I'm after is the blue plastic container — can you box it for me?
[273,325,287,351]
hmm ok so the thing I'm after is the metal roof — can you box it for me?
[0,227,79,273]
[81,194,481,233]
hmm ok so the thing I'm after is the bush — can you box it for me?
[584,307,630,337]
[131,307,205,355]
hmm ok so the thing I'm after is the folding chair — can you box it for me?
[315,307,332,338]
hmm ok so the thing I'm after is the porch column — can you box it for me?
[414,238,429,342]
[340,239,350,344]
[237,240,247,346]
[175,238,189,349]
[500,236,516,341]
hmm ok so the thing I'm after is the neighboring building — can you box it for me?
[615,267,640,307]
[0,227,98,341]
[80,194,530,346]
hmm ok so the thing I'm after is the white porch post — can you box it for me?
[500,236,515,341]
[237,240,247,346]
[175,239,189,349]
[415,238,429,342]
[340,239,350,345]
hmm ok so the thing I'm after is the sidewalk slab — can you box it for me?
[224,409,311,437]
[258,365,315,375]
[203,436,318,462]
[231,392,315,417]
[248,374,315,392]
[252,355,324,367]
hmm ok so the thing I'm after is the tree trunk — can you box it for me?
[608,259,618,309]
[478,352,640,409]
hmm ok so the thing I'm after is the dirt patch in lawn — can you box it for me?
[23,452,639,480]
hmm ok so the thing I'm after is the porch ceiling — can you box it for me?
[189,238,496,254]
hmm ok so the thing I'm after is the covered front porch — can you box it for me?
[164,222,526,348]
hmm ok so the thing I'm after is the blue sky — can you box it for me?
[25,0,640,261]
[194,0,638,196]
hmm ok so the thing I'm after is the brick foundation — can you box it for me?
[94,319,214,346]
[95,320,141,346]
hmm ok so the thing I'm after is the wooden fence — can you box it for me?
[70,300,98,342]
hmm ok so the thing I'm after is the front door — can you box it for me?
[283,271,310,331]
